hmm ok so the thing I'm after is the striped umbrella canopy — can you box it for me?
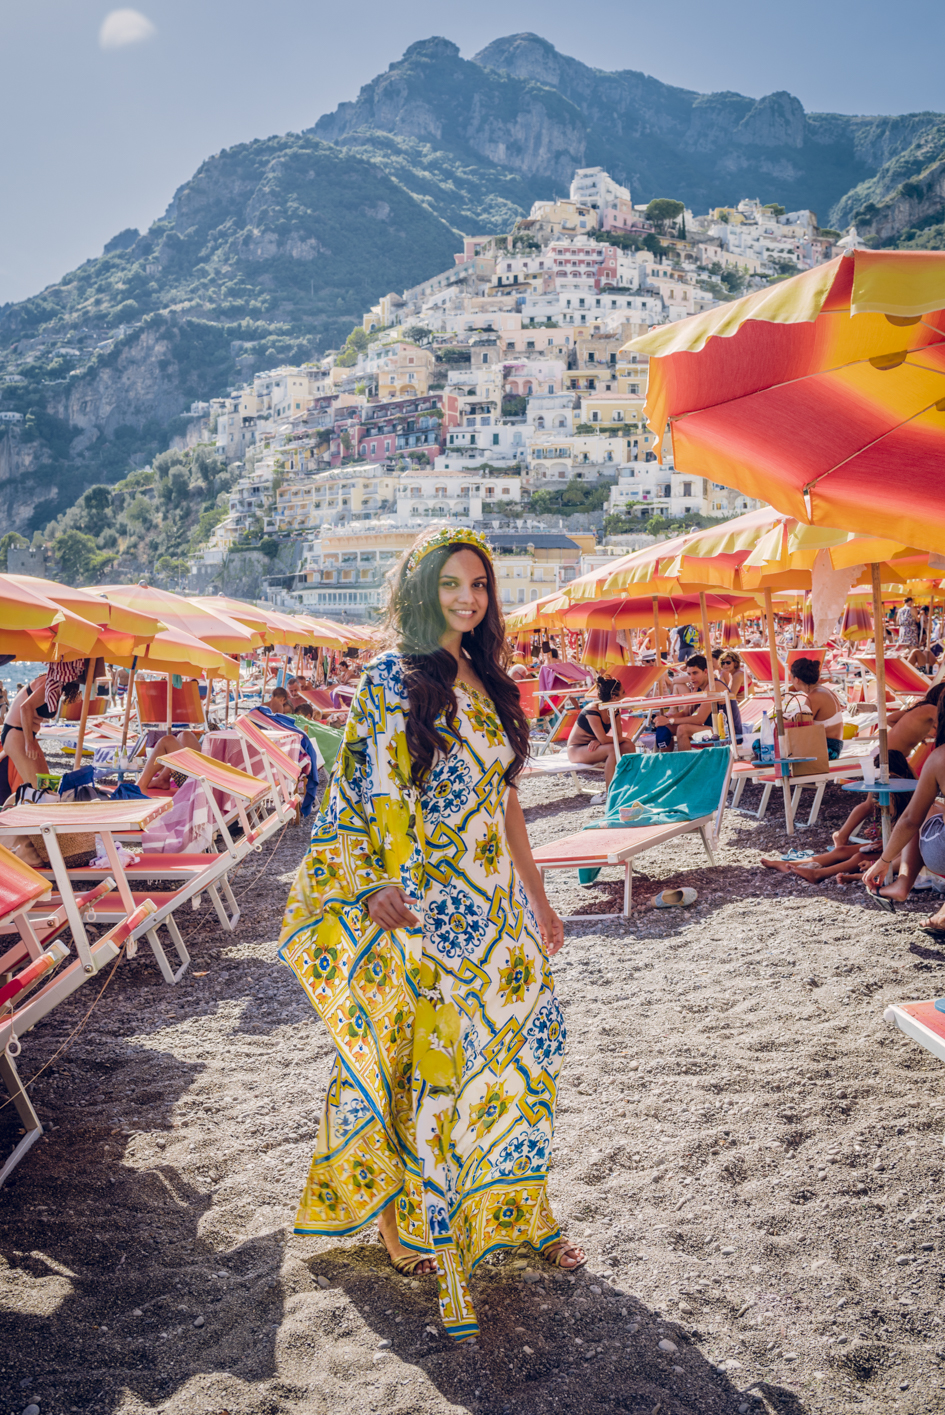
[626,249,945,554]
[191,594,284,637]
[6,575,164,638]
[0,573,94,635]
[840,603,874,642]
[105,626,240,680]
[560,591,746,631]
[582,628,626,671]
[0,575,161,662]
[294,615,377,650]
[504,592,569,632]
[192,596,330,649]
[99,583,263,653]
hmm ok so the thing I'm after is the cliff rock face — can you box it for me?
[313,37,587,187]
[469,32,943,220]
[831,119,945,242]
[0,136,458,529]
[0,425,62,531]
[46,323,184,438]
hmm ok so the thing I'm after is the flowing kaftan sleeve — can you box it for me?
[279,652,427,966]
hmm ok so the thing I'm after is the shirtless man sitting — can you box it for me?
[654,656,742,750]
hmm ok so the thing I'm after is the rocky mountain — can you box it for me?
[832,120,945,248]
[317,35,944,229]
[2,31,944,538]
[0,135,457,529]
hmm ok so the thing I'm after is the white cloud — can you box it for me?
[99,9,157,51]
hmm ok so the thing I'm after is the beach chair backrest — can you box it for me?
[0,843,52,927]
[740,649,781,684]
[61,697,107,722]
[855,655,928,699]
[738,695,775,730]
[514,678,540,722]
[300,688,335,712]
[786,648,826,673]
[611,663,665,699]
[234,715,301,781]
[550,708,581,744]
[136,678,206,727]
[159,748,270,805]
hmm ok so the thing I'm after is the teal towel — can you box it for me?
[302,719,344,776]
[578,747,729,884]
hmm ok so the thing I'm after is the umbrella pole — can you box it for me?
[870,564,893,867]
[120,657,138,754]
[652,596,661,678]
[699,594,715,691]
[166,673,173,736]
[72,662,97,770]
[764,588,794,836]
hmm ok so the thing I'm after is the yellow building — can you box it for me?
[491,532,592,604]
[273,467,396,531]
[527,199,600,236]
[377,343,436,399]
[363,291,407,333]
[579,393,647,430]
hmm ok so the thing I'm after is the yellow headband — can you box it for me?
[405,524,492,575]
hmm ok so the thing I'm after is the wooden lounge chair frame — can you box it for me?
[233,715,305,823]
[0,896,157,1186]
[884,1000,945,1066]
[533,817,719,920]
[0,799,201,987]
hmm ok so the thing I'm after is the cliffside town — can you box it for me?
[182,166,846,618]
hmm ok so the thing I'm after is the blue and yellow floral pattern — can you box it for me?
[279,652,563,1341]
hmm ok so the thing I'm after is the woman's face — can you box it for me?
[438,549,489,639]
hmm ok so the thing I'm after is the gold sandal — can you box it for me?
[542,1237,587,1270]
[379,1233,437,1276]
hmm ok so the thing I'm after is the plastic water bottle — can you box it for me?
[759,710,775,763]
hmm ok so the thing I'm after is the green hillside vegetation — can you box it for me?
[39,446,237,586]
[0,136,458,356]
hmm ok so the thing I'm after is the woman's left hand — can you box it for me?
[532,898,564,955]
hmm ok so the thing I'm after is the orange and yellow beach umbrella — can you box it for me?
[627,249,945,554]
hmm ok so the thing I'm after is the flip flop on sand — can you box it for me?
[648,888,698,909]
[865,887,896,913]
[920,920,945,936]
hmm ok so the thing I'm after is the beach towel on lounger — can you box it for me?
[578,746,730,883]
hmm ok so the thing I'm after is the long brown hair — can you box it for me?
[387,541,530,787]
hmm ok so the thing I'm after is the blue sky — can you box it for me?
[2,0,943,305]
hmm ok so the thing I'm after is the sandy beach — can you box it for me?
[2,773,944,1415]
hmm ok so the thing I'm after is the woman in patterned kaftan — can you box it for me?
[279,525,584,1341]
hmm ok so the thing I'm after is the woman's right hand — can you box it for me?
[366,886,419,931]
[861,856,889,892]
